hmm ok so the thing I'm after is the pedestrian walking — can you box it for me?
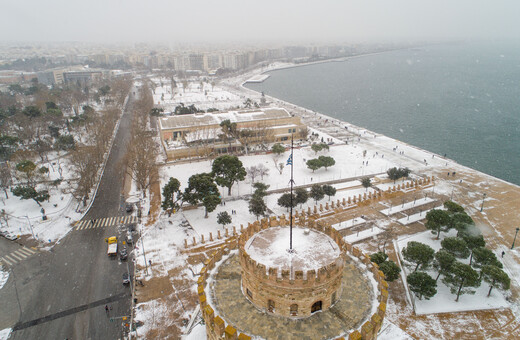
[105,305,109,314]
[502,251,505,258]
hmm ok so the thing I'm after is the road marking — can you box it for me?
[75,216,138,231]
[1,257,14,266]
[9,252,24,261]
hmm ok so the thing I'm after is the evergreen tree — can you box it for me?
[370,252,388,265]
[310,184,325,203]
[402,241,435,272]
[425,209,451,239]
[294,187,308,208]
[211,155,246,195]
[481,265,510,297]
[361,177,371,190]
[322,184,336,200]
[217,211,232,227]
[472,247,503,271]
[379,260,401,282]
[442,261,481,301]
[407,272,437,300]
[277,193,296,211]
[161,177,181,212]
[433,249,456,281]
[183,173,221,218]
[306,158,322,172]
[318,155,335,170]
[249,195,267,220]
[441,237,470,259]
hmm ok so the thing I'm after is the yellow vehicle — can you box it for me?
[106,236,118,256]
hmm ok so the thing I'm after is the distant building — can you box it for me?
[158,108,305,160]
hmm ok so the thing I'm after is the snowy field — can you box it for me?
[396,230,510,315]
[0,152,83,244]
[151,77,243,112]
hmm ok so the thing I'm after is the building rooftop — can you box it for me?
[159,108,291,130]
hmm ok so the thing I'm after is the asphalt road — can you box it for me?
[0,88,137,340]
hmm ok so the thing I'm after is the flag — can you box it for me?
[286,154,293,166]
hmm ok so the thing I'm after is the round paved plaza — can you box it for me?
[209,253,375,340]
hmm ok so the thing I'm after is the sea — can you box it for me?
[245,42,520,186]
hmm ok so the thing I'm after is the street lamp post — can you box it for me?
[512,227,520,249]
[480,193,487,212]
[25,215,36,240]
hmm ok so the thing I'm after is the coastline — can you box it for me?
[228,58,519,190]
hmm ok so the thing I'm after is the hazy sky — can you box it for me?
[2,0,520,44]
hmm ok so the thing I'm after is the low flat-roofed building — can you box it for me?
[158,108,305,160]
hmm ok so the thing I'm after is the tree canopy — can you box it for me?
[310,184,325,203]
[294,187,308,207]
[481,265,510,297]
[161,177,181,212]
[402,241,435,272]
[379,260,401,282]
[277,193,296,211]
[407,271,437,300]
[318,155,335,170]
[217,211,232,227]
[441,237,470,259]
[442,261,481,301]
[322,184,336,200]
[425,209,451,239]
[183,173,221,218]
[211,155,246,195]
[433,249,456,281]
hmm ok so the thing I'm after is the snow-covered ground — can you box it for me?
[151,77,244,112]
[397,230,510,315]
[0,328,11,340]
[0,267,8,290]
[1,153,83,244]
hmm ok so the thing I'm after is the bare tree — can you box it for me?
[0,163,12,199]
[257,163,269,180]
[68,146,98,206]
[246,165,259,183]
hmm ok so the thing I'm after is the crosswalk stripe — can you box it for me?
[10,252,24,261]
[102,218,108,227]
[15,251,28,259]
[5,254,18,263]
[18,248,33,256]
[1,257,14,266]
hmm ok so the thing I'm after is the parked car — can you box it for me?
[128,223,136,232]
[122,273,130,285]
[0,231,18,241]
[126,233,133,244]
[120,247,128,261]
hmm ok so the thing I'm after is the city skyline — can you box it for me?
[2,0,520,44]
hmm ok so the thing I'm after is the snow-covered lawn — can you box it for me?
[1,153,83,244]
[396,230,510,315]
[151,78,243,112]
[160,143,397,198]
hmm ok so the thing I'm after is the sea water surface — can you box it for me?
[246,42,520,186]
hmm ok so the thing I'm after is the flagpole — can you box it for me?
[289,134,294,251]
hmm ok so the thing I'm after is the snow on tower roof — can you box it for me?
[244,226,341,272]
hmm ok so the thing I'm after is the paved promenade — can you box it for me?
[210,254,375,340]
